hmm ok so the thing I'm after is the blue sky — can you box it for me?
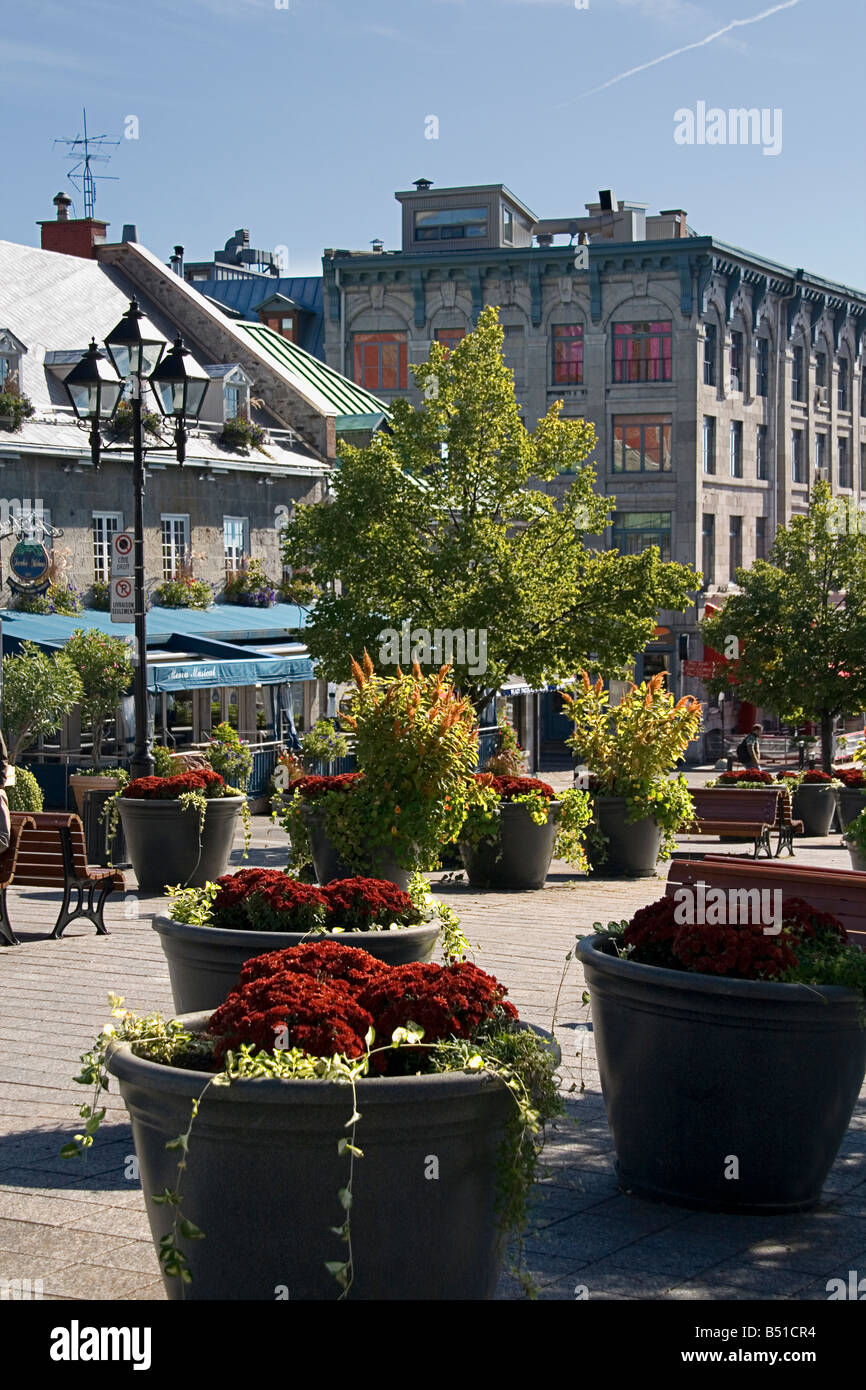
[2,0,863,289]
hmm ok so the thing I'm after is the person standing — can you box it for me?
[0,734,11,852]
[737,723,764,773]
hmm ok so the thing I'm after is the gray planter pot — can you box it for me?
[459,801,561,890]
[791,783,838,836]
[838,787,866,829]
[118,796,244,893]
[152,914,442,1013]
[298,802,411,890]
[578,934,866,1212]
[592,797,662,877]
[106,1013,557,1300]
[846,845,866,872]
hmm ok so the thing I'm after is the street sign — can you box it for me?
[110,576,135,623]
[111,531,134,578]
[683,659,716,680]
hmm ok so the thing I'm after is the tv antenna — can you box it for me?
[54,108,119,219]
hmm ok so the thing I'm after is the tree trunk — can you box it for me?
[819,710,834,774]
[93,718,103,770]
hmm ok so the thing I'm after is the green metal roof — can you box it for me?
[237,323,389,427]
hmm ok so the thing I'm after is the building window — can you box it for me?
[703,323,716,387]
[612,321,672,383]
[729,420,743,478]
[611,511,671,561]
[264,315,295,341]
[702,515,715,587]
[756,424,769,481]
[791,429,806,484]
[792,346,805,402]
[729,515,743,578]
[552,325,584,385]
[838,437,852,489]
[730,331,743,392]
[502,206,514,245]
[755,516,767,561]
[92,512,122,583]
[755,337,769,396]
[414,208,487,242]
[815,432,827,478]
[702,416,716,475]
[838,359,850,411]
[224,381,250,422]
[353,332,408,391]
[0,354,21,392]
[815,351,827,388]
[161,514,189,581]
[223,516,248,572]
[434,328,465,353]
[612,415,672,472]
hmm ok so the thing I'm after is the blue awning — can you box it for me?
[0,601,310,651]
[148,656,315,692]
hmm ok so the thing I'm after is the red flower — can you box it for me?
[473,774,555,801]
[122,768,225,799]
[834,768,865,788]
[294,773,364,801]
[207,972,373,1061]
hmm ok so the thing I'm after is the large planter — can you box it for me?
[846,845,866,872]
[106,1013,555,1300]
[459,802,561,890]
[298,803,411,890]
[838,787,866,829]
[118,795,244,893]
[592,797,662,878]
[82,788,127,868]
[69,773,122,817]
[791,784,838,836]
[578,934,866,1213]
[152,914,442,1013]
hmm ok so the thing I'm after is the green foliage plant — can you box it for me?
[483,723,526,776]
[300,719,350,765]
[844,808,866,857]
[701,481,866,772]
[64,628,134,767]
[152,746,177,778]
[461,779,593,872]
[0,388,35,431]
[6,765,44,812]
[562,671,703,862]
[281,305,697,713]
[2,641,83,763]
[153,575,214,610]
[205,722,253,790]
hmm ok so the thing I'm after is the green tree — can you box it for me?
[282,307,696,710]
[2,642,83,763]
[701,482,866,771]
[64,629,133,768]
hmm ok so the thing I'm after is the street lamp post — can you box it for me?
[64,301,208,780]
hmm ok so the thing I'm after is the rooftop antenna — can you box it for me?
[54,108,120,219]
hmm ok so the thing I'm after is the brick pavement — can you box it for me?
[0,812,863,1303]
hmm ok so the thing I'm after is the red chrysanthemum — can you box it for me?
[238,939,388,991]
[293,773,364,801]
[357,960,518,1053]
[122,768,226,799]
[212,869,327,933]
[473,774,555,801]
[321,877,418,931]
[207,971,373,1060]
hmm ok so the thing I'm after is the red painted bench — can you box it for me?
[666,856,866,951]
[3,812,125,944]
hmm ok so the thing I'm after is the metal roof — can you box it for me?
[189,275,325,358]
[236,324,388,428]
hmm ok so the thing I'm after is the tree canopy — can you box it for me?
[2,642,83,764]
[701,482,866,769]
[283,307,696,709]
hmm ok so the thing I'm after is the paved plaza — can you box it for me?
[0,799,863,1303]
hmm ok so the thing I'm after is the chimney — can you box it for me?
[370,238,384,254]
[39,191,109,260]
[659,209,689,238]
[122,224,140,243]
[413,178,433,191]
[170,244,185,276]
[535,232,554,247]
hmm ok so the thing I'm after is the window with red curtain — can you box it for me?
[435,328,465,350]
[353,333,408,390]
[612,322,672,383]
[552,324,583,384]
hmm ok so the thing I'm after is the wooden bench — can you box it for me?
[0,815,36,946]
[685,788,782,858]
[667,857,866,951]
[3,812,125,944]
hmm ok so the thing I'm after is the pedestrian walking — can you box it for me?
[736,723,763,773]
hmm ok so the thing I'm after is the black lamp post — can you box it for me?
[65,300,208,780]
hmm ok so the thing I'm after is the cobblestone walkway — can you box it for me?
[0,813,863,1302]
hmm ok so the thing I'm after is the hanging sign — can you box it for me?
[111,531,134,578]
[7,540,50,595]
[110,576,135,623]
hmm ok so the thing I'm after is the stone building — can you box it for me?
[322,180,866,746]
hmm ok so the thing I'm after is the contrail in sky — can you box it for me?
[559,0,802,106]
